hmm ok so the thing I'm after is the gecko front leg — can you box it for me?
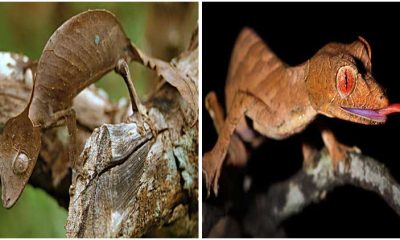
[116,59,146,117]
[203,90,270,196]
[205,91,247,167]
[115,59,153,136]
[321,128,361,172]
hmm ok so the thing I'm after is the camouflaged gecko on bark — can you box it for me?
[0,10,149,208]
[203,28,400,195]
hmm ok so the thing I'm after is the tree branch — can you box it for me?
[65,41,199,236]
[244,148,400,237]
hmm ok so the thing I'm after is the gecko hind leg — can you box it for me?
[63,108,85,186]
[64,109,77,169]
[42,108,79,182]
[203,90,270,196]
[302,142,319,169]
[205,91,247,167]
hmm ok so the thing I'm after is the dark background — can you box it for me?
[203,2,400,237]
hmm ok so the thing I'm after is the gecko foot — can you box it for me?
[203,150,224,196]
[321,129,361,174]
[302,142,318,169]
[328,142,360,174]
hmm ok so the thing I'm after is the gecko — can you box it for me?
[203,27,400,195]
[0,10,147,208]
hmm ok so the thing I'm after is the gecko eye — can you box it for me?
[12,152,30,175]
[337,66,357,98]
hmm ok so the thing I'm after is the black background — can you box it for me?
[203,2,400,237]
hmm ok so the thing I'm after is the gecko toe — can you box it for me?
[213,178,219,196]
[203,150,221,197]
[202,168,211,198]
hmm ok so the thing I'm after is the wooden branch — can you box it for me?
[65,39,199,236]
[65,107,194,237]
[243,148,400,237]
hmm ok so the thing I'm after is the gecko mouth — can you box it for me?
[342,107,386,122]
[342,104,400,123]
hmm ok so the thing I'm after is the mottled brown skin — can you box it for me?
[203,28,391,195]
[30,10,141,126]
[0,10,143,208]
[0,108,40,208]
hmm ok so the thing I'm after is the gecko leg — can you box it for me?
[42,108,73,129]
[42,108,79,178]
[302,142,319,169]
[235,114,264,148]
[321,128,361,172]
[63,109,84,187]
[205,91,247,167]
[64,109,77,169]
[115,59,152,136]
[116,59,146,116]
[203,90,268,196]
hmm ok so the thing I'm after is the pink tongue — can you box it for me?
[378,104,400,115]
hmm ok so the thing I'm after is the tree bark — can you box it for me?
[244,148,400,236]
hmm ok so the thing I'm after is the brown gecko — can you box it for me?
[203,27,400,195]
[0,10,146,208]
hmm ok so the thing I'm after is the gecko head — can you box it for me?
[0,109,41,208]
[306,36,400,125]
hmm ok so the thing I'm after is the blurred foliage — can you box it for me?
[0,185,67,237]
[0,2,197,237]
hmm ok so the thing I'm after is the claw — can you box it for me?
[202,168,211,198]
[213,175,219,196]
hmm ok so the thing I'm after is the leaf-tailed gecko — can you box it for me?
[203,28,400,195]
[0,10,146,208]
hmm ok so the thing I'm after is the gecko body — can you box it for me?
[204,28,400,195]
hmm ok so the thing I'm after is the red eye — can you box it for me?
[337,66,356,98]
